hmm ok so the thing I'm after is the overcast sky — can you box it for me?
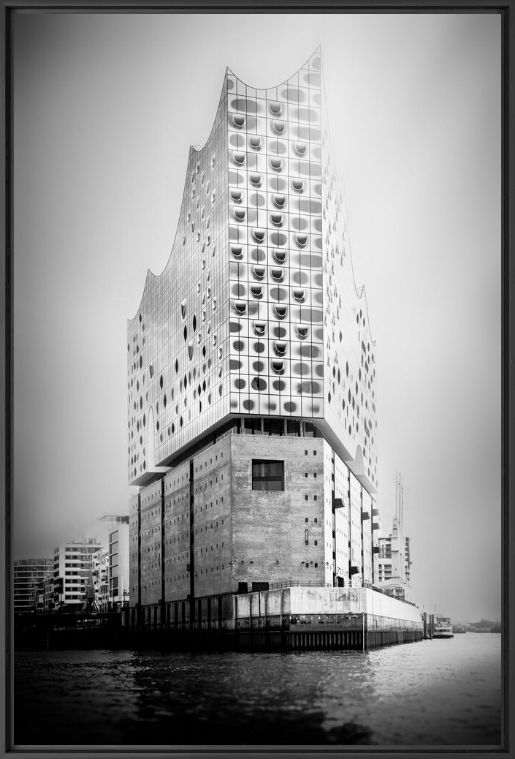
[12,12,501,622]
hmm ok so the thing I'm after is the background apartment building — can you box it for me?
[100,515,130,608]
[13,558,53,613]
[14,518,130,614]
[374,474,412,600]
[376,536,412,584]
[52,539,104,610]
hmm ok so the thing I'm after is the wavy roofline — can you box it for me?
[128,47,322,325]
[128,73,229,324]
[319,60,375,346]
[226,45,321,92]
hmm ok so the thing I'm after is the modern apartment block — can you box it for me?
[128,49,380,620]
[13,558,53,613]
[53,539,104,609]
[374,475,412,600]
[100,515,130,608]
[376,536,412,587]
[91,549,110,609]
[34,574,55,613]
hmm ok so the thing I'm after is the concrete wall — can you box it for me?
[139,479,163,606]
[163,459,190,602]
[234,588,290,618]
[333,452,351,583]
[129,493,140,606]
[189,435,233,598]
[362,489,374,585]
[127,584,423,637]
[131,430,383,607]
[233,586,423,629]
[230,433,326,589]
[287,586,422,626]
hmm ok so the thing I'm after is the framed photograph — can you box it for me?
[4,2,512,756]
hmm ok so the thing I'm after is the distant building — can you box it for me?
[99,515,130,609]
[13,558,53,613]
[128,49,381,625]
[91,548,110,610]
[53,539,104,609]
[374,474,412,600]
[376,536,412,585]
[34,574,55,613]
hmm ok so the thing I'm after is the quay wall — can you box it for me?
[126,585,424,636]
[15,587,427,650]
[230,586,422,630]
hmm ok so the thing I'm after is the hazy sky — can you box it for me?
[12,12,501,621]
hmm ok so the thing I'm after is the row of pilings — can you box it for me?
[118,625,424,652]
[228,627,424,651]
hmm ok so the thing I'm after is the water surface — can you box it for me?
[14,633,502,747]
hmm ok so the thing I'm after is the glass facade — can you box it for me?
[127,49,377,497]
[13,559,53,613]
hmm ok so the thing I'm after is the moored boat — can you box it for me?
[433,616,454,638]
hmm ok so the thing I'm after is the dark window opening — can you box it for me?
[252,459,284,491]
[263,418,284,436]
[244,418,262,434]
[305,423,316,438]
[286,419,301,436]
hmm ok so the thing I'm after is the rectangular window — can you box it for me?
[252,460,284,491]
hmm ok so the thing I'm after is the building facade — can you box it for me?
[128,50,380,617]
[374,475,412,600]
[100,515,130,608]
[34,574,55,613]
[91,549,110,610]
[13,558,53,613]
[376,535,412,591]
[52,539,104,609]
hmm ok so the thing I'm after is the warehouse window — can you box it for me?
[252,460,284,491]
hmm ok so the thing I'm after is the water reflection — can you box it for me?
[14,634,501,746]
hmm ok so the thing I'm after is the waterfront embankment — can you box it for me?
[15,586,431,651]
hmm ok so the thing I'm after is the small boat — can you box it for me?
[433,616,454,638]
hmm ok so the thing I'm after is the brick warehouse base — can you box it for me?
[130,429,382,610]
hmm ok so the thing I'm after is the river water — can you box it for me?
[14,633,502,747]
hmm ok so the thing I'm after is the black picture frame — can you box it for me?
[2,2,513,758]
